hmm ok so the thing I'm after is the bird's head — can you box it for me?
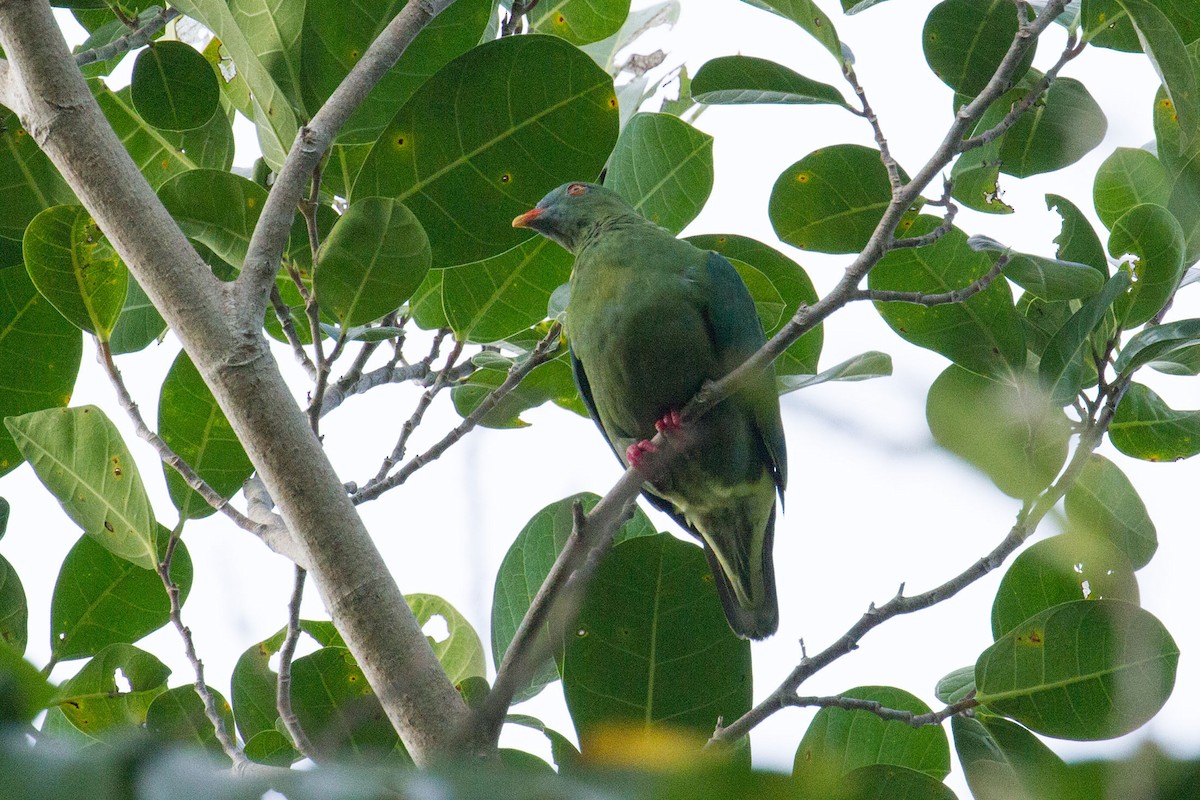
[512,182,637,253]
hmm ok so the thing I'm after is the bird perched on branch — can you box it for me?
[513,182,787,639]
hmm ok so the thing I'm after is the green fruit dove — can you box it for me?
[513,182,788,639]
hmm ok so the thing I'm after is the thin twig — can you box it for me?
[844,64,903,192]
[276,565,317,759]
[501,0,540,36]
[892,180,958,249]
[352,323,562,504]
[852,255,1009,306]
[73,7,179,67]
[783,693,978,728]
[158,520,247,765]
[270,285,319,381]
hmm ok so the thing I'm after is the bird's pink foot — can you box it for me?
[655,409,684,434]
[625,439,658,469]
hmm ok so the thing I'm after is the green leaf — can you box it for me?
[1109,381,1200,461]
[315,197,431,327]
[968,236,1105,301]
[1047,193,1108,273]
[409,269,448,330]
[687,234,822,375]
[530,0,630,44]
[1064,455,1157,569]
[605,112,713,235]
[130,41,220,131]
[793,686,951,780]
[92,80,235,191]
[405,593,486,686]
[1116,0,1200,150]
[1081,0,1143,52]
[290,646,406,762]
[51,531,192,662]
[145,684,234,760]
[0,266,82,478]
[301,0,493,144]
[950,87,1014,214]
[1038,271,1131,406]
[952,715,1072,800]
[1094,148,1172,230]
[1000,77,1107,178]
[0,641,56,725]
[926,366,1070,499]
[352,35,619,267]
[450,350,583,428]
[728,257,785,331]
[1114,316,1200,377]
[580,0,680,73]
[491,493,656,703]
[1108,203,1186,326]
[5,406,157,569]
[442,237,573,344]
[991,533,1139,640]
[839,765,959,800]
[170,0,300,168]
[870,218,1026,378]
[770,144,904,254]
[230,621,331,745]
[778,351,892,394]
[741,0,845,64]
[0,554,27,655]
[691,55,849,107]
[923,0,1035,96]
[0,110,75,241]
[561,534,751,752]
[1165,148,1200,265]
[108,275,166,355]
[976,600,1178,740]
[158,350,254,521]
[934,666,975,704]
[55,643,171,739]
[243,729,298,766]
[23,205,128,340]
[504,713,582,772]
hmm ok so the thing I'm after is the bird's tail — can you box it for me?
[700,505,779,640]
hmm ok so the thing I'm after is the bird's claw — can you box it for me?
[655,409,683,434]
[625,439,658,469]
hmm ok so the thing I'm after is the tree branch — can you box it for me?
[782,693,978,727]
[276,565,317,760]
[851,255,1009,306]
[73,7,180,68]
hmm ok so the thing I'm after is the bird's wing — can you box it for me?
[694,250,788,493]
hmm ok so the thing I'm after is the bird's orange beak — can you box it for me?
[512,207,544,228]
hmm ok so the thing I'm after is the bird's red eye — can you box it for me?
[567,183,587,197]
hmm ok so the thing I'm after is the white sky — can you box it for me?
[2,1,1195,794]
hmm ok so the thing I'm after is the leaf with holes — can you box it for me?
[55,643,171,739]
[1108,203,1186,327]
[605,112,713,234]
[23,205,128,340]
[1047,193,1108,272]
[405,594,485,686]
[352,35,618,267]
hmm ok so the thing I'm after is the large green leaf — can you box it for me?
[687,234,822,375]
[990,533,1139,640]
[352,35,619,267]
[1064,454,1157,569]
[770,144,903,255]
[130,41,220,131]
[405,593,485,686]
[1093,148,1172,230]
[998,77,1106,178]
[1116,0,1200,150]
[1038,271,1130,406]
[976,600,1178,740]
[968,235,1104,301]
[229,0,305,114]
[491,492,656,703]
[442,237,572,344]
[951,87,1014,214]
[0,266,82,478]
[51,531,192,662]
[301,0,493,144]
[1109,381,1200,460]
[691,55,849,107]
[952,715,1072,800]
[158,350,254,521]
[315,196,430,327]
[923,0,1035,96]
[23,205,128,340]
[1108,203,1186,326]
[560,533,751,752]
[145,684,235,760]
[741,0,844,64]
[5,406,157,569]
[0,110,75,240]
[290,646,406,762]
[170,0,300,169]
[605,112,713,235]
[91,81,234,191]
[793,686,951,781]
[926,366,1070,499]
[55,643,171,739]
[0,554,27,655]
[1165,147,1200,265]
[1114,316,1200,377]
[530,0,630,44]
[869,219,1026,378]
[1047,193,1108,273]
